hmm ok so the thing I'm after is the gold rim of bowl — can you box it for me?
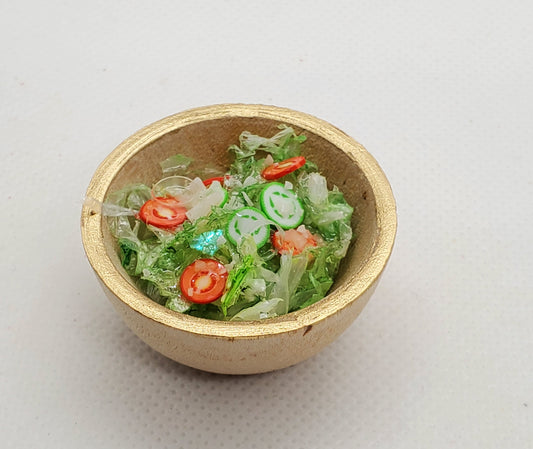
[81,104,397,339]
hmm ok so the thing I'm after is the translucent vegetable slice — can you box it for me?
[185,180,228,222]
[225,207,270,248]
[152,175,193,197]
[260,183,304,229]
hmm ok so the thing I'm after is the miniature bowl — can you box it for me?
[81,104,396,374]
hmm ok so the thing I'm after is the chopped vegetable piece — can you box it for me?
[262,156,306,180]
[203,176,227,187]
[180,258,228,303]
[260,183,304,229]
[226,207,270,248]
[137,197,187,229]
[272,225,318,255]
[184,180,228,222]
[203,175,231,187]
[160,154,193,175]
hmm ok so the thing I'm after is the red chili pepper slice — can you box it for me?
[137,197,187,230]
[203,176,230,187]
[180,259,228,304]
[202,176,224,187]
[261,156,306,180]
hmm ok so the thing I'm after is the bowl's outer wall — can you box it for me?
[97,275,379,374]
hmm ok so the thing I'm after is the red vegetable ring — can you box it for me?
[138,197,187,229]
[261,156,306,180]
[180,258,228,304]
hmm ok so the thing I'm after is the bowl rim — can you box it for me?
[81,103,397,339]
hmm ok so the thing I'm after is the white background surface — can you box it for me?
[1,1,532,448]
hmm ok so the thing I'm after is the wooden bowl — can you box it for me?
[81,104,396,374]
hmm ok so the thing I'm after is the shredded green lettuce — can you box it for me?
[228,125,307,181]
[297,172,353,256]
[221,254,255,315]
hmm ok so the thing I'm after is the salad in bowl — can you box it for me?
[103,125,354,321]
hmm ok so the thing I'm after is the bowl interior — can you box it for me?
[102,116,378,303]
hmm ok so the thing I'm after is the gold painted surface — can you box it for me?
[80,104,397,373]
